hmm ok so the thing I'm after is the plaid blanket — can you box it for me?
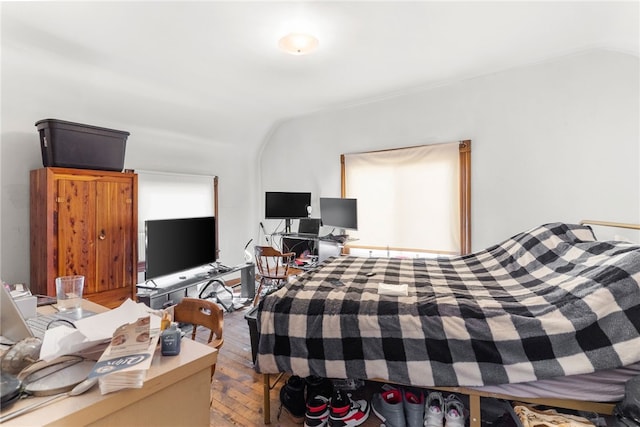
[256,223,640,387]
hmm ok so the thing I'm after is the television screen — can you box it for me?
[265,192,311,219]
[320,198,358,230]
[145,216,216,280]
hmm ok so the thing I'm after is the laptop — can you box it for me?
[1,284,36,342]
[296,218,321,236]
[0,285,94,342]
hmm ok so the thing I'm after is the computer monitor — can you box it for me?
[265,192,311,233]
[319,197,358,231]
[264,192,311,219]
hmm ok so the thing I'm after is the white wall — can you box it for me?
[261,49,640,250]
[2,48,638,285]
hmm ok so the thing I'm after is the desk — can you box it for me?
[281,234,345,263]
[0,300,217,426]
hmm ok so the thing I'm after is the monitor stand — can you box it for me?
[284,219,292,234]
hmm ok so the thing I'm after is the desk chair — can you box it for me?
[253,246,296,306]
[173,297,224,379]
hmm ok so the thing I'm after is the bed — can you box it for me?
[255,222,640,424]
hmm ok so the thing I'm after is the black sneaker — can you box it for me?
[279,375,306,423]
[328,388,370,427]
[306,375,333,402]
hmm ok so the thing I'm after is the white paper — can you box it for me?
[378,283,408,296]
[39,299,161,361]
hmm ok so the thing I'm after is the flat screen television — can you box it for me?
[264,192,311,219]
[145,216,216,280]
[320,197,358,231]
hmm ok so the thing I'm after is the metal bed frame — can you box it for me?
[260,220,640,425]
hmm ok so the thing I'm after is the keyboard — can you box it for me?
[26,313,66,339]
[287,233,319,238]
[323,234,349,243]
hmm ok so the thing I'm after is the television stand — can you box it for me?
[136,262,255,310]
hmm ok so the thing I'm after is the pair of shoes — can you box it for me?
[372,387,425,427]
[280,375,334,425]
[328,388,370,427]
[423,393,465,427]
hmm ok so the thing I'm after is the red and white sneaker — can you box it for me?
[328,389,370,427]
[305,395,331,427]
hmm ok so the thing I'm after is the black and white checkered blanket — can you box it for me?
[256,223,640,387]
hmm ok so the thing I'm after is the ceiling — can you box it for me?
[2,1,638,149]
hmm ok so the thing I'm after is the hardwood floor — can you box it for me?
[205,302,385,426]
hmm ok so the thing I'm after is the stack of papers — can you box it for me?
[87,314,161,394]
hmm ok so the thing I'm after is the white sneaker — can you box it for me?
[444,395,465,427]
[423,392,444,427]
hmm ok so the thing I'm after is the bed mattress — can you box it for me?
[473,361,640,401]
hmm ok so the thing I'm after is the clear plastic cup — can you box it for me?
[55,275,85,311]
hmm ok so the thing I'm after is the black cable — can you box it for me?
[47,318,76,330]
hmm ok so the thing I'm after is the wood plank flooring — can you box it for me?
[204,302,385,426]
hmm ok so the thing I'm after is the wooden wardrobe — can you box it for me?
[30,167,138,308]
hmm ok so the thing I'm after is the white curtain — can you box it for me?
[344,142,460,253]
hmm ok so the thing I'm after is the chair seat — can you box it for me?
[262,268,290,280]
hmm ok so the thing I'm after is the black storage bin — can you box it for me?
[245,306,259,364]
[36,119,129,171]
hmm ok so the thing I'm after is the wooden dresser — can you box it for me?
[30,167,138,308]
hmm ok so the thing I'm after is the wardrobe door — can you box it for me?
[94,179,135,303]
[56,177,97,287]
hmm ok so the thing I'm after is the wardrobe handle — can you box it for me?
[99,230,106,240]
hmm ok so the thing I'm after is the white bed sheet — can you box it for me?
[472,362,640,401]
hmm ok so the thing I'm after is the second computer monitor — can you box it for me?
[319,197,358,231]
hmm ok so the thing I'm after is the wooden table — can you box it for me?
[1,300,217,426]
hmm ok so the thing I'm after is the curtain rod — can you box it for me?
[580,220,640,230]
[133,169,217,178]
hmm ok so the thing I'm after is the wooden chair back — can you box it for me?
[253,246,296,305]
[173,297,224,385]
[254,246,296,280]
[174,297,224,348]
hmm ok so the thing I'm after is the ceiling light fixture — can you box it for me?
[278,33,319,55]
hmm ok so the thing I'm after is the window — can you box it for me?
[137,170,219,265]
[341,140,471,255]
